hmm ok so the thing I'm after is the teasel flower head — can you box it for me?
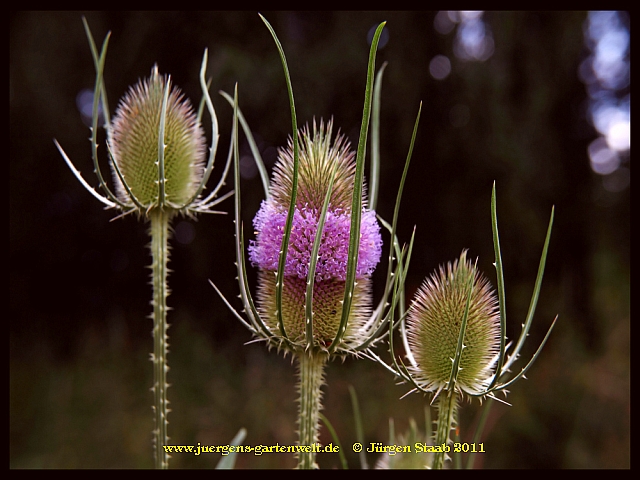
[386,186,556,469]
[248,119,383,350]
[107,67,207,211]
[387,184,557,407]
[406,250,500,396]
[55,21,233,220]
[210,20,418,368]
[214,63,420,361]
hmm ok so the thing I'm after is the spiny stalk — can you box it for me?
[296,352,328,469]
[150,208,172,468]
[432,390,458,469]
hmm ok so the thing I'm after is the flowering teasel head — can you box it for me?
[248,120,383,350]
[210,17,420,469]
[211,19,420,362]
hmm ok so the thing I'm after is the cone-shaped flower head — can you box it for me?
[108,66,206,210]
[406,250,501,395]
[249,120,383,348]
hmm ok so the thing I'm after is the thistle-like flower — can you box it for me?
[107,67,207,211]
[225,118,395,469]
[406,250,500,397]
[55,21,232,219]
[248,120,383,349]
[54,20,232,469]
[215,19,417,363]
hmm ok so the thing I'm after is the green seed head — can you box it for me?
[406,250,500,395]
[108,67,206,210]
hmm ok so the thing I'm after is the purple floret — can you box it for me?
[248,200,382,281]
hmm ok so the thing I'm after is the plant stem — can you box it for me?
[296,351,328,469]
[432,390,458,469]
[150,208,171,469]
[466,397,493,469]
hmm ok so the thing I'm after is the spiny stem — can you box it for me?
[150,208,172,469]
[296,352,328,469]
[432,390,458,469]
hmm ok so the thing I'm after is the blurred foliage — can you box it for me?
[10,11,629,468]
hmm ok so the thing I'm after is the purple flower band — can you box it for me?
[249,200,382,281]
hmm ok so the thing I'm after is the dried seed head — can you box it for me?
[108,67,206,209]
[406,250,501,395]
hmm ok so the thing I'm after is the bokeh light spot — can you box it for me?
[429,55,451,80]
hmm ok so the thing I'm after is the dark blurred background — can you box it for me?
[10,11,629,468]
